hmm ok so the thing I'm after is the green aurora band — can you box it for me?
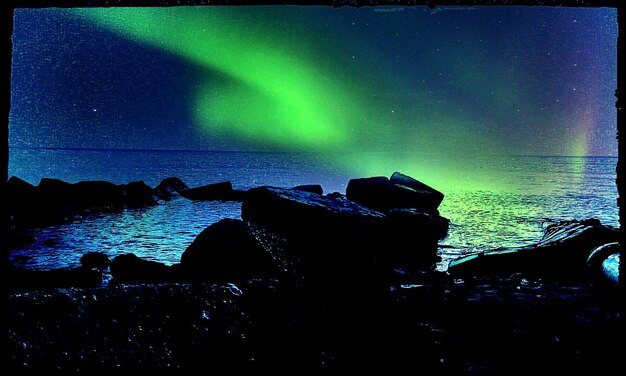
[69,7,612,192]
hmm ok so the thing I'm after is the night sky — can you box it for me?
[9,6,617,157]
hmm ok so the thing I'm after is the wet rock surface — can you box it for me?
[448,219,619,277]
[180,218,299,283]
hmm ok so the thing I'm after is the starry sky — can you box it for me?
[9,6,618,157]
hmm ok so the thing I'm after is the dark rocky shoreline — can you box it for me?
[6,172,622,371]
[7,274,621,372]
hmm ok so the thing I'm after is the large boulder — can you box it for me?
[389,172,444,210]
[448,219,619,276]
[154,177,189,200]
[180,181,235,201]
[384,208,450,266]
[242,186,385,239]
[180,218,298,283]
[345,176,391,213]
[346,172,444,213]
[242,186,387,289]
[241,186,448,289]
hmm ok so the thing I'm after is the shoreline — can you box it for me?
[7,173,621,371]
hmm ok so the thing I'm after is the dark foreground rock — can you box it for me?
[180,219,299,283]
[448,219,619,277]
[6,274,621,372]
[242,186,449,293]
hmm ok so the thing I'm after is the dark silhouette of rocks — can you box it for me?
[241,184,448,295]
[154,177,189,200]
[180,181,234,201]
[5,172,621,371]
[180,218,299,283]
[6,176,174,231]
[448,219,619,276]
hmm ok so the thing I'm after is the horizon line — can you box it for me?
[7,145,619,158]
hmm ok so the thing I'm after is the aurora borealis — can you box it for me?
[9,6,618,190]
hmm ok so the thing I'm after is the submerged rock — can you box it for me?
[448,219,619,277]
[180,218,298,283]
[180,181,235,201]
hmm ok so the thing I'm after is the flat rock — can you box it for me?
[180,181,235,201]
[448,219,619,276]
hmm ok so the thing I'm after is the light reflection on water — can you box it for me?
[8,150,619,270]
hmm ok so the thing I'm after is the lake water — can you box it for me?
[8,148,619,271]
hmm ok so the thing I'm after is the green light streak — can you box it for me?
[73,7,358,149]
[69,7,524,192]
